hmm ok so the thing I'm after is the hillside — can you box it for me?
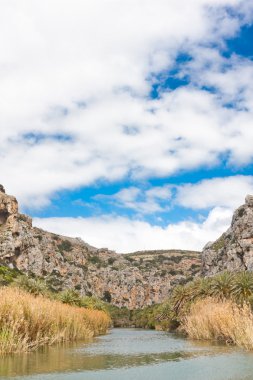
[0,185,201,309]
[202,195,253,276]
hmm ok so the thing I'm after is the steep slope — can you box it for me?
[0,185,201,308]
[202,195,253,276]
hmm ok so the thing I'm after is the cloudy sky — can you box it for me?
[1,0,253,252]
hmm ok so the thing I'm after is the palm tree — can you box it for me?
[209,271,234,300]
[13,276,49,296]
[171,284,193,315]
[231,271,253,304]
[58,289,81,306]
[189,277,212,299]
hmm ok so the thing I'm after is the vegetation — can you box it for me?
[183,298,253,349]
[57,240,73,253]
[131,305,161,329]
[17,214,27,222]
[211,234,226,252]
[87,255,102,265]
[126,249,199,257]
[0,266,20,285]
[4,261,253,351]
[13,276,49,296]
[108,257,116,265]
[131,303,173,330]
[0,287,110,355]
[0,265,113,355]
[107,305,131,327]
[57,289,84,305]
[169,271,253,317]
[56,289,109,311]
[131,271,253,350]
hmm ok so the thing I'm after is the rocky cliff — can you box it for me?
[202,195,253,276]
[0,185,200,308]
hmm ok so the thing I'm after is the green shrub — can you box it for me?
[13,276,49,296]
[80,296,108,312]
[88,255,102,265]
[168,256,183,264]
[0,265,20,285]
[108,257,116,265]
[125,256,134,263]
[57,240,73,253]
[211,235,225,252]
[57,289,81,306]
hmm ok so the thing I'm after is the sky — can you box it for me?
[1,0,253,253]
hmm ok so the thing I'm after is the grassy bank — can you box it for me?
[3,264,253,351]
[148,271,253,350]
[183,297,253,349]
[0,287,111,355]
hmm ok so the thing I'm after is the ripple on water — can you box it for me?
[1,328,253,380]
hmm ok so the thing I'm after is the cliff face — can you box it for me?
[202,195,253,276]
[0,186,200,309]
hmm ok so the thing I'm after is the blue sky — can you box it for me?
[1,1,253,252]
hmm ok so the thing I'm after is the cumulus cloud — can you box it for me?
[33,206,233,253]
[33,175,253,252]
[176,175,253,209]
[95,185,172,214]
[2,1,253,252]
[92,175,253,216]
[1,1,253,207]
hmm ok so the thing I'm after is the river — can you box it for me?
[1,328,253,380]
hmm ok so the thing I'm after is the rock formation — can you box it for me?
[0,186,200,308]
[202,195,253,276]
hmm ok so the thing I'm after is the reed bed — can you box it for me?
[183,297,253,350]
[0,287,111,354]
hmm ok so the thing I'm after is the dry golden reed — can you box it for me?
[0,287,111,354]
[183,297,253,350]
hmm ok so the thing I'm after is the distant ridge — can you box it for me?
[0,185,201,309]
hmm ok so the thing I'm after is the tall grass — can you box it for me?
[0,287,111,355]
[183,297,253,349]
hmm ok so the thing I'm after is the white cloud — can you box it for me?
[33,206,233,253]
[176,175,253,209]
[95,185,172,214]
[0,1,253,207]
[33,174,253,252]
[114,187,141,204]
[91,175,253,216]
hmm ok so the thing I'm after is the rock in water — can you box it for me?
[202,195,253,275]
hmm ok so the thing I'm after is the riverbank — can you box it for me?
[1,328,253,380]
[0,287,111,355]
[2,265,253,353]
[119,271,253,351]
[183,297,253,349]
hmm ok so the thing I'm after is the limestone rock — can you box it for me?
[246,195,253,206]
[202,195,253,275]
[0,187,201,308]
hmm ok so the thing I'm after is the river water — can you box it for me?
[1,328,253,380]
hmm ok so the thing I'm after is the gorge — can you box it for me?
[0,185,200,309]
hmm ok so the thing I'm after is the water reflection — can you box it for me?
[0,329,253,380]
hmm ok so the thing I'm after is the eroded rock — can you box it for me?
[202,195,253,275]
[0,187,201,308]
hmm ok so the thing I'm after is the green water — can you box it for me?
[1,328,253,380]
